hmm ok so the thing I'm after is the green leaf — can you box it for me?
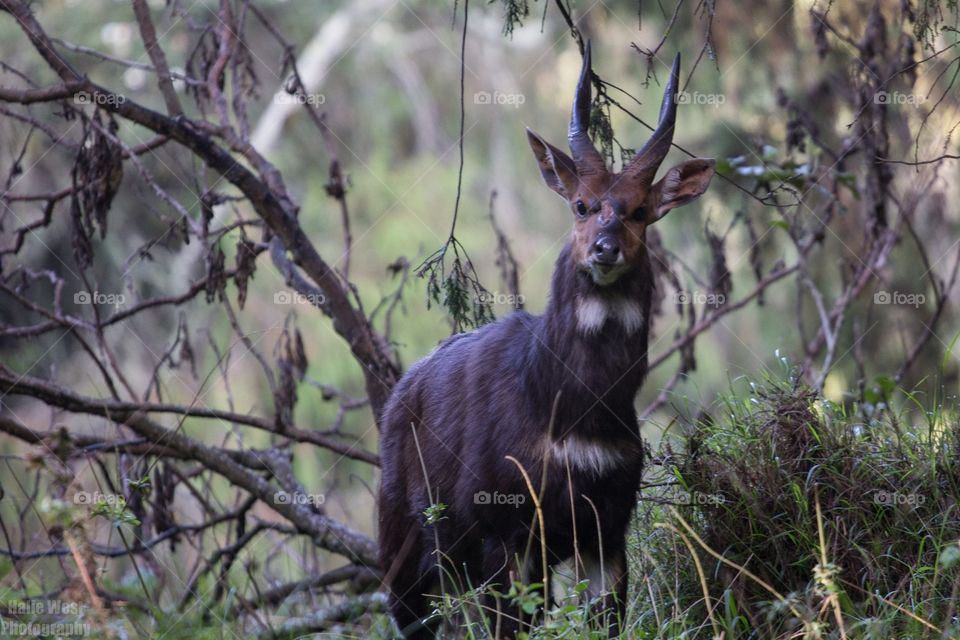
[129,475,152,494]
[422,502,447,525]
[714,157,735,176]
[875,375,896,398]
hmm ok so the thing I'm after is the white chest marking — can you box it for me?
[551,435,624,476]
[575,296,645,335]
[575,297,608,334]
[614,298,645,334]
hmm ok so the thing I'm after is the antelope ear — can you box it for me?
[648,158,716,223]
[526,128,578,199]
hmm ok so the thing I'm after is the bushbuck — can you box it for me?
[378,43,715,638]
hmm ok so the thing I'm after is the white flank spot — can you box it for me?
[576,297,608,335]
[552,435,623,476]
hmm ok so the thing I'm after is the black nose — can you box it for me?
[592,238,620,264]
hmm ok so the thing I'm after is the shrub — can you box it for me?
[646,373,960,638]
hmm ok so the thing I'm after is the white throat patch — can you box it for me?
[575,296,644,335]
[550,435,624,476]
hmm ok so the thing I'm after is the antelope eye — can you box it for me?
[632,206,647,221]
[575,200,588,217]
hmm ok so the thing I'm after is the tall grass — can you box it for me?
[632,371,960,639]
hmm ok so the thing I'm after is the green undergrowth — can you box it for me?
[632,371,960,639]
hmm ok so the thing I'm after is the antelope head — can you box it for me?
[526,43,716,286]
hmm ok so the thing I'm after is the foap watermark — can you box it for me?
[275,91,325,106]
[274,291,326,306]
[681,491,727,506]
[874,490,925,506]
[675,91,725,107]
[674,290,725,307]
[73,491,122,506]
[73,91,125,107]
[474,490,525,508]
[273,491,325,506]
[874,91,926,106]
[873,291,925,308]
[74,291,125,309]
[473,90,525,108]
[477,291,525,306]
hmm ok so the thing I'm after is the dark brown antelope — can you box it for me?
[378,43,715,638]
